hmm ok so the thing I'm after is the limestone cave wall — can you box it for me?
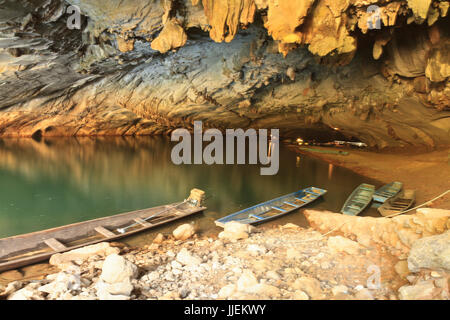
[0,0,449,149]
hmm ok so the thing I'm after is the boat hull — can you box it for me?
[341,183,375,216]
[215,187,327,227]
[0,202,206,272]
[373,182,403,203]
[378,190,415,217]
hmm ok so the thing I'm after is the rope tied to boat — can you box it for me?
[383,189,450,218]
[308,189,450,241]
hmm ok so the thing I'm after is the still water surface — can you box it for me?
[0,137,380,241]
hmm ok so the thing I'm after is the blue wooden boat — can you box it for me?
[373,182,403,203]
[341,183,375,216]
[215,187,327,227]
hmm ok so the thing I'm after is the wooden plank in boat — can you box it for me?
[134,218,152,227]
[44,238,67,251]
[284,201,298,207]
[94,226,116,238]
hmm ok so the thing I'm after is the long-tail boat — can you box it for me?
[0,189,206,272]
[341,183,375,216]
[215,187,327,227]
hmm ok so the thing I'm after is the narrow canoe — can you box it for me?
[0,200,206,272]
[378,189,416,217]
[341,183,375,216]
[373,182,403,203]
[215,187,327,228]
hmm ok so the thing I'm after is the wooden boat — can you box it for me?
[341,183,375,216]
[0,192,206,272]
[215,187,327,228]
[373,182,403,203]
[378,189,416,217]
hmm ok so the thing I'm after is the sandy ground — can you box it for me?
[288,146,450,208]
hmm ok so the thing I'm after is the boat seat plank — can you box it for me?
[272,206,286,212]
[94,226,116,238]
[284,201,298,207]
[294,197,307,202]
[249,214,264,220]
[134,218,152,227]
[44,238,67,251]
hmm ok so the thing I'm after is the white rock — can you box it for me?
[176,248,201,266]
[172,224,195,241]
[247,244,267,255]
[286,248,302,259]
[218,284,236,299]
[407,230,450,272]
[398,280,437,300]
[282,223,300,230]
[100,254,138,284]
[49,242,120,269]
[8,287,42,300]
[327,236,362,255]
[96,281,131,300]
[331,285,348,296]
[143,271,160,283]
[292,277,324,299]
[236,270,258,292]
[354,288,374,300]
[265,271,280,280]
[292,290,309,300]
[245,283,280,297]
[153,233,165,244]
[218,221,254,241]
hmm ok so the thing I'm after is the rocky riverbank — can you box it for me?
[1,208,448,300]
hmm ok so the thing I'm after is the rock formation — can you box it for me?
[304,208,450,257]
[0,0,449,149]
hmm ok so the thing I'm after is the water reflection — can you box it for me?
[0,137,381,238]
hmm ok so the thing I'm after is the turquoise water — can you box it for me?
[0,137,380,239]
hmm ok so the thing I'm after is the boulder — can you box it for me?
[331,285,349,296]
[398,280,438,300]
[245,283,280,297]
[354,287,374,300]
[176,248,201,267]
[408,230,450,272]
[38,271,81,299]
[153,233,165,244]
[96,280,132,300]
[218,221,254,241]
[8,286,43,300]
[394,260,411,278]
[292,277,324,299]
[305,209,450,256]
[292,290,309,300]
[236,270,258,292]
[100,254,138,284]
[282,223,300,230]
[172,224,196,241]
[327,236,362,255]
[49,242,120,269]
[218,284,237,299]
